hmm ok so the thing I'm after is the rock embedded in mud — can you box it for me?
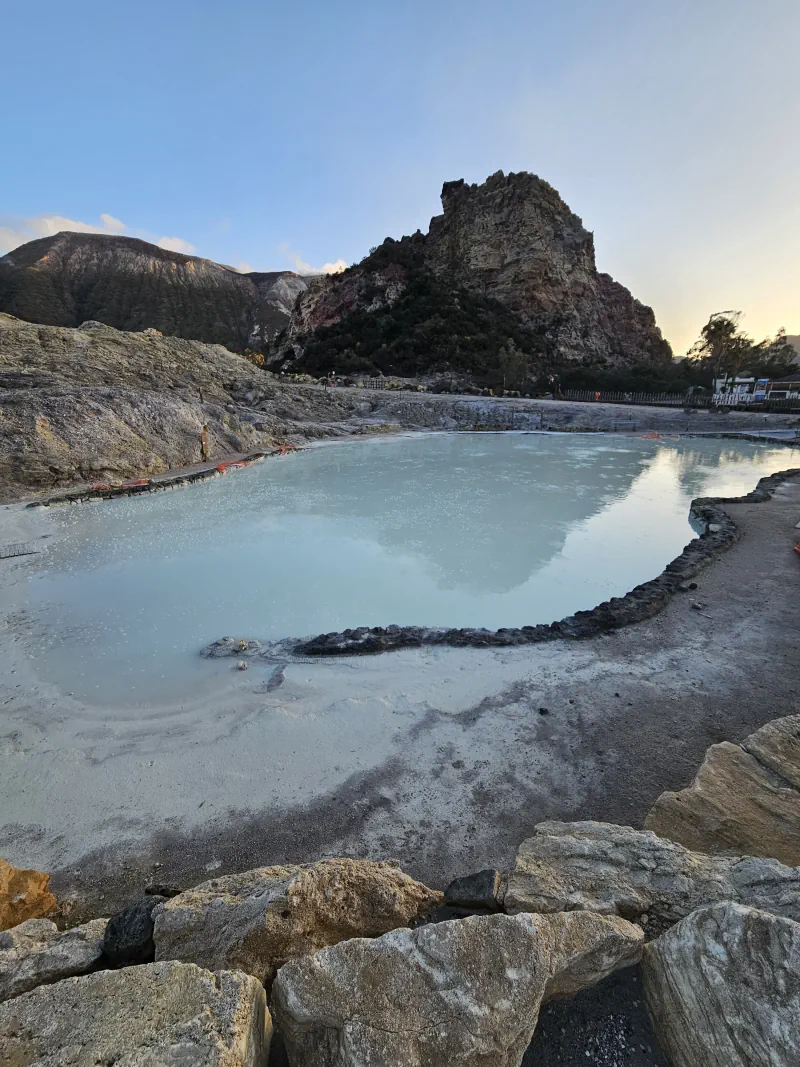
[0,858,56,931]
[646,713,800,865]
[102,894,166,967]
[271,910,643,1067]
[0,959,271,1066]
[643,902,800,1067]
[153,858,442,985]
[0,917,107,1003]
[504,820,800,923]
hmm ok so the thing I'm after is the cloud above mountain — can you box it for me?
[278,242,347,276]
[0,213,196,256]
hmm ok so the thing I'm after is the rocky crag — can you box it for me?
[278,171,672,381]
[0,232,308,351]
[1,713,799,1065]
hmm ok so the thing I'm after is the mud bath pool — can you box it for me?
[4,433,797,706]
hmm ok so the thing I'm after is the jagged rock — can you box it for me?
[643,902,800,1067]
[0,960,271,1066]
[271,911,643,1067]
[504,820,800,923]
[0,917,107,1003]
[0,858,56,931]
[646,713,800,865]
[281,171,671,375]
[444,869,503,911]
[102,895,165,966]
[153,858,442,985]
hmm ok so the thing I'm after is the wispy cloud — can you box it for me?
[0,213,195,256]
[156,235,196,254]
[278,242,346,276]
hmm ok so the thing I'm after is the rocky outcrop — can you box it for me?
[0,859,56,930]
[643,902,800,1067]
[425,173,671,366]
[271,911,643,1067]
[153,859,441,985]
[0,231,307,351]
[0,917,106,1003]
[281,171,671,377]
[504,821,800,923]
[0,960,271,1066]
[0,313,362,499]
[646,713,800,865]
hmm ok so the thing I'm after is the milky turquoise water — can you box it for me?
[11,434,797,706]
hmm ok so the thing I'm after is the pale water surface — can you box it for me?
[10,434,798,705]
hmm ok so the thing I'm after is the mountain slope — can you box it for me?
[0,233,307,352]
[278,171,671,381]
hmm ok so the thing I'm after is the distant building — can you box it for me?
[765,373,800,400]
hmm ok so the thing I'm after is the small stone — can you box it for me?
[538,707,549,716]
[443,869,502,912]
[102,896,165,967]
[236,659,248,670]
[145,882,181,897]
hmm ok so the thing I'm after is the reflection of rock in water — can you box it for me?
[286,438,650,594]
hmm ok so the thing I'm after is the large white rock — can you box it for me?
[0,959,271,1066]
[0,916,107,1002]
[271,910,644,1067]
[505,820,800,922]
[643,902,800,1067]
[154,858,441,984]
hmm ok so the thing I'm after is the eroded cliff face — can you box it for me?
[424,173,670,365]
[281,171,670,372]
[0,233,307,352]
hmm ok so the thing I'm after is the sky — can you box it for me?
[2,0,798,355]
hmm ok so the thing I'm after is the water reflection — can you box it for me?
[16,434,797,705]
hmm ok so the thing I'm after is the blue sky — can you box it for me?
[2,0,798,353]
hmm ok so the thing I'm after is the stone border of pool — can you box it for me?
[201,449,800,659]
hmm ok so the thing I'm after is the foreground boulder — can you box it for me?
[0,917,107,1003]
[646,713,800,865]
[643,902,800,1067]
[154,858,442,984]
[0,959,271,1066]
[272,911,643,1067]
[504,821,800,923]
[0,858,56,930]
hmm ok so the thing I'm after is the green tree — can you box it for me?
[689,312,754,385]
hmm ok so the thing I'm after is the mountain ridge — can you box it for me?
[0,231,307,352]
